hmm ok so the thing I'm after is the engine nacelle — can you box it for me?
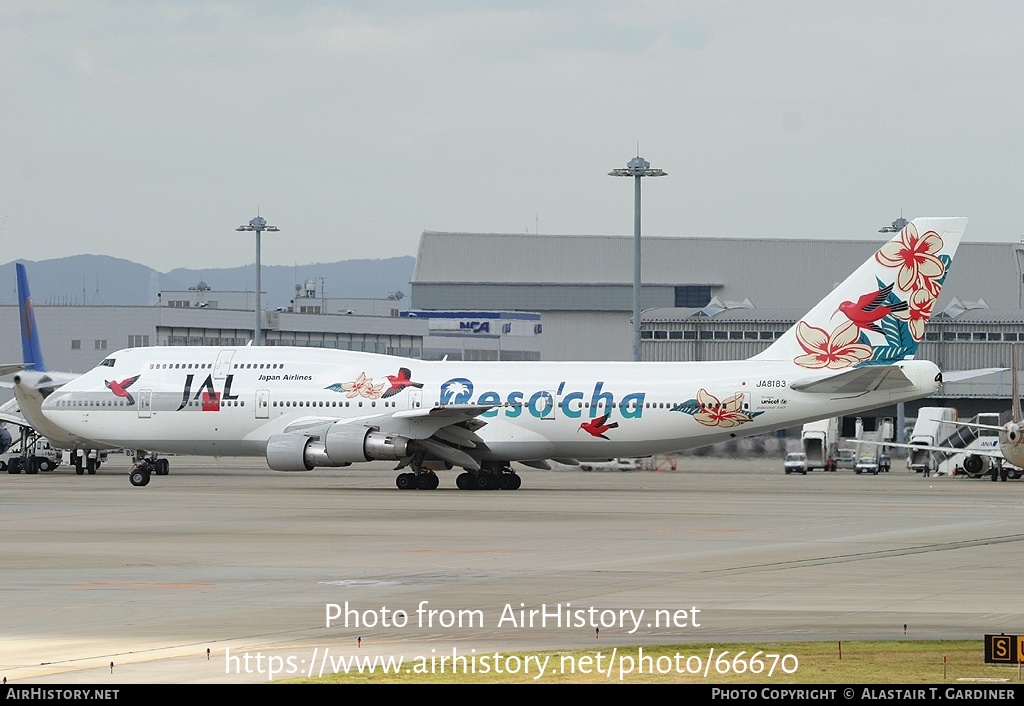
[963,454,986,474]
[0,426,11,455]
[266,425,410,472]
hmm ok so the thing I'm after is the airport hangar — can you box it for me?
[411,230,1024,419]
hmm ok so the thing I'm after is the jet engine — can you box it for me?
[0,426,11,455]
[266,424,410,471]
[963,454,986,475]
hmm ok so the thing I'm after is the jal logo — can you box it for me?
[176,374,239,411]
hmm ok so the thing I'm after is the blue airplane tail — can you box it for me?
[17,263,46,372]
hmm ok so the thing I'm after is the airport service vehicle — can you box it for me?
[855,454,880,475]
[907,407,958,473]
[834,448,857,470]
[801,417,841,471]
[0,438,61,474]
[783,452,808,475]
[19,218,966,490]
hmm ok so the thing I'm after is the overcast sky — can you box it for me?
[2,2,1022,270]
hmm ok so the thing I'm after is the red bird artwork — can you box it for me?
[834,283,908,334]
[381,367,424,399]
[105,375,141,405]
[578,413,619,440]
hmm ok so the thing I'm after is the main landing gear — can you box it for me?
[455,469,522,490]
[453,462,521,491]
[72,451,103,476]
[128,454,170,487]
[393,457,522,490]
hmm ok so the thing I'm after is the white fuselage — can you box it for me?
[41,346,941,463]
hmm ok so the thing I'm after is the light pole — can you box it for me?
[236,215,279,346]
[609,156,666,361]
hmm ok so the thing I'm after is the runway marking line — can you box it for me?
[73,581,213,589]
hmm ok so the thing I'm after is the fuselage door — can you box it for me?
[138,389,152,419]
[408,389,422,410]
[538,389,556,420]
[256,388,270,419]
[214,350,236,380]
[735,391,751,415]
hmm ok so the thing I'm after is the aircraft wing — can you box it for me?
[0,363,24,377]
[790,365,918,394]
[857,438,1006,460]
[0,409,30,428]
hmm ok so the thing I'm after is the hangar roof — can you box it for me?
[413,231,1024,311]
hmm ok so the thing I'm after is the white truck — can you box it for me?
[907,407,958,474]
[801,417,842,471]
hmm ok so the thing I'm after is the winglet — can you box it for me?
[753,217,967,369]
[16,263,46,372]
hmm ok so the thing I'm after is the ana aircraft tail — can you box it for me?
[17,263,46,372]
[754,217,967,369]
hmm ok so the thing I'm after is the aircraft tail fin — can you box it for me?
[17,263,46,372]
[752,217,967,369]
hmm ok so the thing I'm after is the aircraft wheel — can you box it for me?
[25,458,39,474]
[499,474,513,490]
[395,473,416,490]
[129,467,150,487]
[456,472,473,490]
[416,473,437,490]
[86,458,97,475]
[1001,468,1009,482]
[509,474,522,490]
[476,473,493,490]
[991,468,999,482]
[156,459,170,476]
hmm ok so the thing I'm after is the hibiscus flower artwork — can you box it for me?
[892,288,936,342]
[672,388,763,428]
[336,372,385,399]
[874,222,947,297]
[794,321,873,370]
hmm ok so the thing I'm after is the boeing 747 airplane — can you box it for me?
[34,217,966,490]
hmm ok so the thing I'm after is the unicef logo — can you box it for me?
[440,378,474,405]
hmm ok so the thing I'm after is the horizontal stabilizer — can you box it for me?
[941,368,1008,382]
[790,365,915,394]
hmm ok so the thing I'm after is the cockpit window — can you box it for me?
[99,358,115,368]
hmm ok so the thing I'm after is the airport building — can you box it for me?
[0,281,542,385]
